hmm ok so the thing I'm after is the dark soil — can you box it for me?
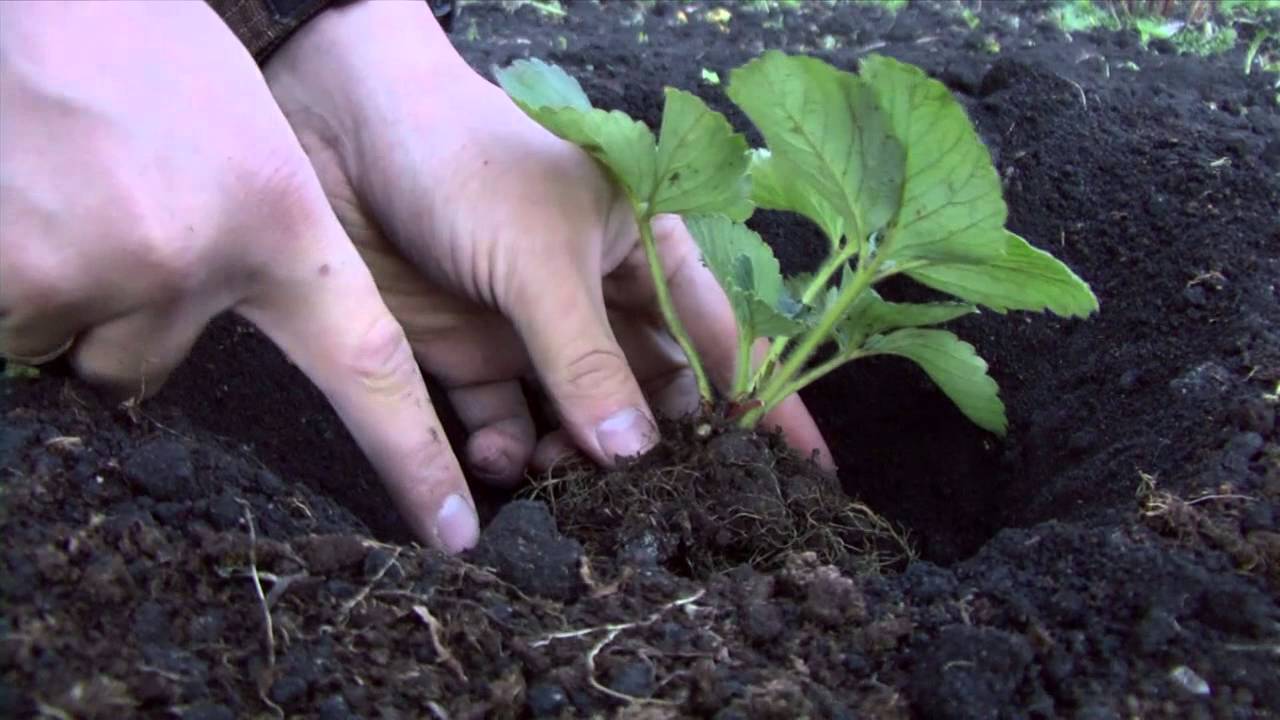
[4,1,1279,718]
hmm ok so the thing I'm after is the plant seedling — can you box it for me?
[495,51,1099,436]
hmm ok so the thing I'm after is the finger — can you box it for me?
[445,379,536,487]
[607,311,700,419]
[239,223,478,554]
[0,332,76,365]
[530,429,582,473]
[646,215,832,466]
[759,392,835,471]
[68,304,210,398]
[507,259,658,466]
[0,258,133,365]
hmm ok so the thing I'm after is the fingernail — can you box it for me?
[595,407,657,462]
[435,494,479,554]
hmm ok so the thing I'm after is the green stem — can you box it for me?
[732,322,753,398]
[740,257,880,427]
[747,242,859,393]
[639,215,713,402]
[1244,31,1269,76]
[760,349,865,419]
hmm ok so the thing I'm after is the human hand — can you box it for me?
[262,1,833,484]
[0,1,480,552]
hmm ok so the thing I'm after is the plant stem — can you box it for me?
[740,257,879,427]
[732,321,753,398]
[747,243,858,393]
[638,215,713,402]
[1244,31,1269,76]
[762,349,864,417]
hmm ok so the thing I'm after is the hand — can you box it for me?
[262,1,833,482]
[0,1,480,552]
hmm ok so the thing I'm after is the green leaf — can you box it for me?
[748,149,845,248]
[836,289,977,350]
[495,59,658,205]
[686,215,805,339]
[863,328,1007,435]
[728,51,906,244]
[784,271,818,304]
[493,58,592,110]
[907,231,1099,317]
[858,54,1007,264]
[652,89,752,220]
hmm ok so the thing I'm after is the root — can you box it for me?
[531,589,705,705]
[337,547,402,624]
[412,605,468,683]
[532,588,705,647]
[236,500,275,669]
[1136,471,1268,578]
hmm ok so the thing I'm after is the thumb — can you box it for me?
[508,262,658,465]
[238,225,479,554]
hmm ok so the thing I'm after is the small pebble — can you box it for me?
[269,675,308,706]
[318,694,355,720]
[607,661,656,698]
[526,681,569,717]
[1169,665,1210,696]
[182,703,234,720]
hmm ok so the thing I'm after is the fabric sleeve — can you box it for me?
[207,0,455,64]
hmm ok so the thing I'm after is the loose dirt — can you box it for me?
[4,2,1278,718]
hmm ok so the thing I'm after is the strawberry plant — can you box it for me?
[495,51,1099,436]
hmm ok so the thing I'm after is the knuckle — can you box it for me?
[134,232,202,297]
[0,246,72,322]
[403,432,455,488]
[242,154,327,237]
[561,346,632,397]
[109,185,202,296]
[0,254,49,311]
[344,314,421,394]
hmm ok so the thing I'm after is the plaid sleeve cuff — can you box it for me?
[207,0,455,64]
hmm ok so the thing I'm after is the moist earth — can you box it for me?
[4,1,1279,718]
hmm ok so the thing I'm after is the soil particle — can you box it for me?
[268,674,309,707]
[295,534,370,573]
[316,694,355,720]
[181,703,234,720]
[908,625,1036,720]
[469,500,587,601]
[1170,361,1234,400]
[526,680,570,717]
[605,660,656,698]
[4,2,1280,718]
[1232,398,1277,434]
[1197,585,1276,637]
[1221,431,1265,472]
[123,437,197,501]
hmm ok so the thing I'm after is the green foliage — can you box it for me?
[1218,0,1280,17]
[495,52,1098,437]
[2,361,41,380]
[872,0,910,15]
[1169,22,1238,57]
[1053,0,1122,32]
[1132,16,1181,46]
[862,329,1007,435]
[685,215,805,341]
[727,53,906,252]
[1050,0,1270,57]
[496,59,751,220]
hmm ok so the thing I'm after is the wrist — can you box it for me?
[264,0,479,182]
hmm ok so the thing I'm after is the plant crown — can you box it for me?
[495,51,1099,435]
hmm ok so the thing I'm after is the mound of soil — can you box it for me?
[4,2,1279,718]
